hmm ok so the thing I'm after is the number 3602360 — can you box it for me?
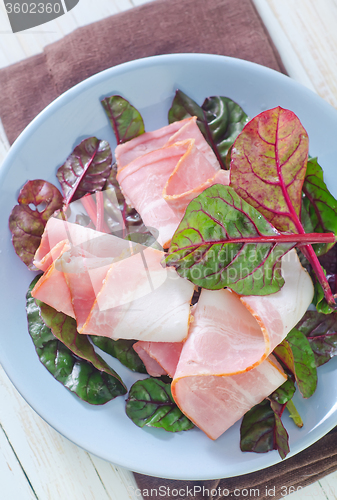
[5,3,62,14]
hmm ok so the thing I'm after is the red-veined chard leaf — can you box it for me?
[168,89,249,169]
[9,180,63,270]
[273,329,317,398]
[165,184,332,295]
[101,95,145,144]
[56,137,112,205]
[230,106,336,307]
[295,310,337,367]
[125,378,194,432]
[240,399,289,459]
[27,277,126,404]
[90,336,147,374]
[302,157,337,256]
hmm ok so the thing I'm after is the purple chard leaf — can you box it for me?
[101,95,145,144]
[295,310,337,367]
[8,180,63,270]
[56,137,112,205]
[269,400,290,459]
[165,184,334,295]
[240,399,289,459]
[230,106,336,307]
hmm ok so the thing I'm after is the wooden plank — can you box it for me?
[0,424,37,500]
[262,0,337,108]
[319,471,337,499]
[0,364,136,500]
[252,0,315,91]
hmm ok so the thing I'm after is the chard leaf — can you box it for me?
[230,106,308,233]
[270,378,296,405]
[295,310,337,366]
[126,378,194,432]
[312,270,335,314]
[90,336,147,373]
[273,329,317,398]
[168,90,249,169]
[286,399,303,428]
[230,106,335,307]
[166,184,300,295]
[269,400,290,460]
[302,157,337,256]
[27,277,126,404]
[101,95,145,144]
[9,180,63,270]
[240,399,289,459]
[270,378,303,428]
[56,137,112,205]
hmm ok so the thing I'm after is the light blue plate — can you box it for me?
[1,54,337,480]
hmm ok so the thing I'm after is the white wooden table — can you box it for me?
[1,0,337,498]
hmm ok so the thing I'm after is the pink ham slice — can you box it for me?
[171,250,313,439]
[133,345,167,377]
[116,116,223,247]
[115,116,218,171]
[34,217,134,269]
[56,247,114,330]
[33,221,194,342]
[35,239,69,272]
[163,161,230,219]
[117,139,224,247]
[31,242,76,318]
[172,355,287,440]
[133,341,183,378]
[33,219,138,320]
[80,246,195,342]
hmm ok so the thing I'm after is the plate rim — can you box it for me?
[1,52,337,480]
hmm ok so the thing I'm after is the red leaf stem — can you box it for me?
[173,232,335,250]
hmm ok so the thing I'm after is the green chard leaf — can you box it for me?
[295,310,337,367]
[9,180,64,270]
[27,276,126,404]
[240,399,289,459]
[90,336,147,374]
[273,329,317,398]
[312,269,335,314]
[302,157,337,256]
[230,106,336,307]
[56,137,113,205]
[165,184,319,295]
[168,89,249,169]
[126,378,194,432]
[270,377,296,405]
[101,95,145,144]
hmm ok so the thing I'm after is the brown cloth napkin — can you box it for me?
[0,0,286,145]
[0,0,334,497]
[135,426,337,499]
